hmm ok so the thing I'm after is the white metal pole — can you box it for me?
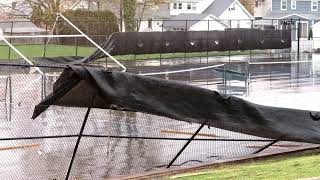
[43,15,59,56]
[0,36,44,75]
[57,13,127,72]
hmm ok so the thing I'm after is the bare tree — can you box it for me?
[106,0,168,32]
[136,0,169,31]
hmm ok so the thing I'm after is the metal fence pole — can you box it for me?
[8,22,14,60]
[184,20,188,63]
[297,18,301,61]
[75,36,78,57]
[207,20,209,64]
[229,20,231,62]
[4,77,8,121]
[167,121,208,168]
[253,140,278,154]
[43,24,48,57]
[41,74,46,100]
[160,20,164,65]
[250,20,253,61]
[65,95,95,180]
[8,76,12,122]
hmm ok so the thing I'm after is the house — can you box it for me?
[0,0,32,18]
[313,21,320,50]
[139,0,254,32]
[258,0,320,51]
[136,4,171,32]
[0,20,46,44]
[61,0,99,11]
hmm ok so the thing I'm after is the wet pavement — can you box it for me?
[0,53,319,179]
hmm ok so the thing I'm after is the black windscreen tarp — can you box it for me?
[33,66,320,144]
[33,30,291,64]
[86,30,291,61]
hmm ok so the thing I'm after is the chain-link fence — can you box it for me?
[0,18,319,179]
[0,63,316,179]
[1,18,318,62]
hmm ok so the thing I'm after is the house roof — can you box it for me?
[264,11,320,20]
[203,0,236,17]
[163,13,209,28]
[0,20,46,33]
[162,0,253,29]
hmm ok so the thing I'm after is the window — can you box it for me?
[192,3,196,10]
[311,0,318,11]
[291,0,296,9]
[281,0,287,10]
[173,28,185,31]
[12,2,17,9]
[298,22,308,39]
[148,19,152,29]
[187,3,191,10]
[173,3,177,9]
[178,3,182,9]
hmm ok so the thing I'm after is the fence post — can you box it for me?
[229,20,232,62]
[207,20,209,64]
[8,76,12,122]
[160,20,164,65]
[136,19,139,32]
[43,24,48,57]
[75,36,78,57]
[8,21,14,60]
[167,120,208,168]
[250,20,254,61]
[65,95,95,179]
[297,18,300,60]
[184,20,188,63]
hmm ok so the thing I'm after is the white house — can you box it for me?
[313,21,320,50]
[139,0,254,32]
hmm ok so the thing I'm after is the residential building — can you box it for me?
[260,0,319,38]
[139,0,254,32]
[261,0,320,52]
[0,0,31,18]
[61,0,99,11]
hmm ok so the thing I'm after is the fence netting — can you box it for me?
[0,66,316,179]
[0,64,316,179]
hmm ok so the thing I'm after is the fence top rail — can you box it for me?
[1,18,318,23]
[249,60,311,65]
[2,35,85,39]
[0,62,67,69]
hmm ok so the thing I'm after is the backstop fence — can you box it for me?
[0,18,319,179]
[0,61,317,178]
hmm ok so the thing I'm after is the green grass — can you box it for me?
[169,151,320,180]
[0,44,94,60]
[0,44,265,61]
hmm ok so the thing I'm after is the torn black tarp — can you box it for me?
[32,66,320,144]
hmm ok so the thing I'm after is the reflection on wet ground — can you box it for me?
[0,53,319,179]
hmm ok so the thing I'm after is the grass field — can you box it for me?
[0,44,94,60]
[0,44,263,61]
[169,150,320,180]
